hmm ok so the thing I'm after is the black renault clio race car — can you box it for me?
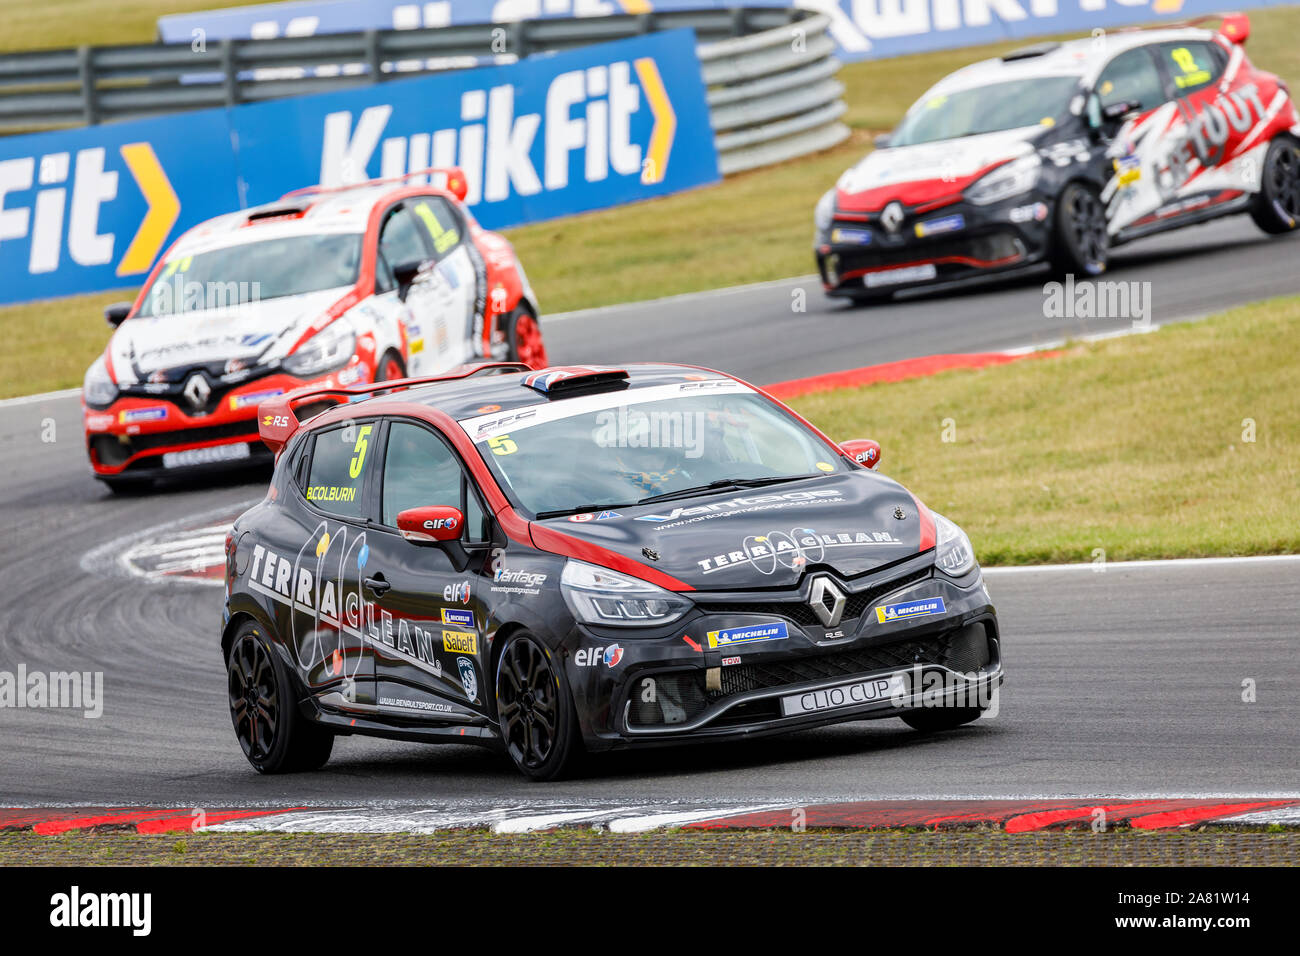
[222,363,1002,779]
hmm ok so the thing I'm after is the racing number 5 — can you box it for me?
[488,435,517,456]
[349,425,374,478]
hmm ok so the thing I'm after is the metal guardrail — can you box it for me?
[700,13,848,174]
[0,6,848,175]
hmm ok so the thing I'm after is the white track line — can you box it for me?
[0,387,82,408]
[983,554,1300,573]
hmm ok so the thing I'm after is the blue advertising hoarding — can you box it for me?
[0,29,718,305]
[157,0,1300,63]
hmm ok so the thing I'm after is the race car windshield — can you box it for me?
[890,76,1081,146]
[460,387,850,518]
[135,234,364,317]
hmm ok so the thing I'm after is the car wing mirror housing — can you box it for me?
[840,439,882,470]
[392,259,425,301]
[104,302,132,327]
[396,506,464,544]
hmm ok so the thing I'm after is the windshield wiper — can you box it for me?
[534,503,639,520]
[635,474,818,507]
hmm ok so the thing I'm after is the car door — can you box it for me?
[1094,45,1175,232]
[277,418,382,707]
[407,194,482,368]
[362,417,496,722]
[376,202,442,377]
[1155,40,1257,198]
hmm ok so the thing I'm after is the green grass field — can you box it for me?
[792,296,1300,565]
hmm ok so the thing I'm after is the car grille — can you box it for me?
[694,567,931,629]
[90,421,260,467]
[714,623,990,699]
[833,230,1023,274]
[626,623,993,729]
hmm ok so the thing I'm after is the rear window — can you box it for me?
[1161,42,1222,96]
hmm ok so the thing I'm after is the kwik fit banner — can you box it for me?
[0,29,717,306]
[157,0,1300,62]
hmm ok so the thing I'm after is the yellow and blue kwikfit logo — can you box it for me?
[299,29,713,225]
[875,597,946,624]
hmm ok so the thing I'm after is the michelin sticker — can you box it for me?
[706,622,789,649]
[875,598,946,624]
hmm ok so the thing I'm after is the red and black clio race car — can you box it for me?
[83,168,547,492]
[222,363,1002,780]
[814,15,1300,302]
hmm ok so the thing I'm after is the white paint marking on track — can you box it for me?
[0,387,82,408]
[606,804,790,833]
[1218,806,1300,826]
[983,554,1300,574]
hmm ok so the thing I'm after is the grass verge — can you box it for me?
[792,296,1300,565]
[3,8,1299,397]
[0,828,1295,866]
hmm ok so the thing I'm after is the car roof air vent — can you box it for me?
[523,366,630,397]
[1001,41,1061,61]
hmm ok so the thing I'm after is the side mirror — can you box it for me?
[1101,99,1141,123]
[104,302,132,327]
[840,439,882,470]
[872,132,892,149]
[392,259,425,301]
[396,506,464,544]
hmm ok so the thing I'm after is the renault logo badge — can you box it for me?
[881,201,904,234]
[809,576,847,628]
[183,372,211,410]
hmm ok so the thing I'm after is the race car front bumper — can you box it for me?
[815,194,1053,298]
[565,557,1002,750]
[83,362,368,480]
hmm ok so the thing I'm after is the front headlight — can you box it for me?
[933,513,977,577]
[561,560,693,629]
[814,189,836,233]
[283,321,356,377]
[965,154,1042,206]
[83,357,118,408]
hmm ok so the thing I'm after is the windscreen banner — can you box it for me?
[0,29,718,306]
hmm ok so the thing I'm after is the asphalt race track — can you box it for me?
[1,215,1297,807]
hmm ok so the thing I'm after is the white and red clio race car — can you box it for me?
[83,168,548,492]
[814,14,1300,302]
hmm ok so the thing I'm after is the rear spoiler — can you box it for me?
[257,361,530,455]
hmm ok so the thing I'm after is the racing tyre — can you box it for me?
[227,621,333,773]
[900,706,985,732]
[1049,182,1108,277]
[495,632,582,781]
[505,308,548,369]
[1249,135,1300,235]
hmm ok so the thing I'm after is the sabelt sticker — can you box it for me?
[706,622,789,649]
[443,630,477,654]
[875,597,946,624]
